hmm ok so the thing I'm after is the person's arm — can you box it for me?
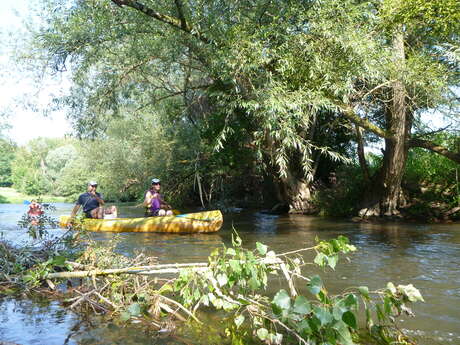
[91,191,105,206]
[144,191,153,207]
[159,194,172,210]
[70,204,81,218]
[67,204,81,226]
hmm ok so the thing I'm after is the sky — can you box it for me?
[0,1,72,145]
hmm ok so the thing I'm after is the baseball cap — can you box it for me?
[151,178,161,184]
[88,181,98,186]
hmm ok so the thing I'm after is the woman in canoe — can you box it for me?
[144,178,173,217]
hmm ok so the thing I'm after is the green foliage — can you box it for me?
[10,138,81,198]
[0,138,16,186]
[14,0,459,211]
[404,132,460,209]
[22,255,72,287]
[17,200,59,239]
[166,233,420,345]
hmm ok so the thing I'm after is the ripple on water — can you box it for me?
[1,203,460,345]
[0,297,79,345]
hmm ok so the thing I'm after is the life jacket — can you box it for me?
[145,189,162,213]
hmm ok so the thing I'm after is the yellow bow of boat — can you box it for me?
[59,210,223,233]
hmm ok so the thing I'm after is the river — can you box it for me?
[0,203,459,344]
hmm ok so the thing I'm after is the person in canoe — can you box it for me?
[144,178,173,217]
[68,181,118,223]
[27,199,44,226]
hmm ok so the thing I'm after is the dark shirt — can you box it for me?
[77,192,103,213]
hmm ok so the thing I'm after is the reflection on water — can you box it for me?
[0,297,79,345]
[0,203,459,345]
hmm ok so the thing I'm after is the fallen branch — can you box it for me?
[46,263,208,279]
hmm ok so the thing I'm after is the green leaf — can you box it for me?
[384,296,392,314]
[297,319,312,336]
[201,294,209,306]
[234,314,245,328]
[51,255,66,266]
[217,273,228,287]
[333,303,347,320]
[256,242,268,255]
[293,296,311,315]
[257,328,269,341]
[333,320,355,345]
[308,275,323,295]
[386,282,397,295]
[158,283,173,294]
[342,311,357,329]
[327,254,338,269]
[127,303,141,316]
[397,284,424,302]
[223,300,237,311]
[212,298,223,309]
[229,259,242,273]
[268,333,283,344]
[120,311,131,322]
[314,252,327,267]
[272,289,291,311]
[358,286,369,298]
[226,248,237,256]
[248,276,260,290]
[344,294,358,308]
[313,306,333,326]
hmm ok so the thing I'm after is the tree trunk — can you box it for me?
[278,173,314,214]
[360,28,410,217]
[355,124,370,184]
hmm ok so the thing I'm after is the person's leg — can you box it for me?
[90,207,104,219]
[165,210,173,216]
[158,209,166,216]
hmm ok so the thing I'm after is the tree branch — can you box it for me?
[110,0,210,44]
[335,101,390,139]
[409,138,460,164]
[174,0,188,31]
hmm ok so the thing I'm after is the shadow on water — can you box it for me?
[1,203,460,345]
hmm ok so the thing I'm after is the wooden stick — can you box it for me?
[46,263,208,279]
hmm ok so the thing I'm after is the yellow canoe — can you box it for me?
[59,210,223,233]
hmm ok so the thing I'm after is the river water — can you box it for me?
[0,203,459,345]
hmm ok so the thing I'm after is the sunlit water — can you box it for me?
[0,203,459,344]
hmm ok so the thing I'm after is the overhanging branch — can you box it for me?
[409,138,460,164]
[335,101,390,139]
[110,0,210,44]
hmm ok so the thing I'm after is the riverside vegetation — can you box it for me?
[1,0,459,220]
[0,208,424,345]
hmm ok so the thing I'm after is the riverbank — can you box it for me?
[0,187,67,204]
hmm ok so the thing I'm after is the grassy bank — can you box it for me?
[0,187,67,204]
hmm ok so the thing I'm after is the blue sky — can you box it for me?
[0,0,71,145]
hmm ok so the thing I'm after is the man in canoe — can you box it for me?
[69,181,118,222]
[144,178,173,217]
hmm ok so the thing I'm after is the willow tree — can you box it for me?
[347,0,460,216]
[24,0,351,211]
[26,0,459,214]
